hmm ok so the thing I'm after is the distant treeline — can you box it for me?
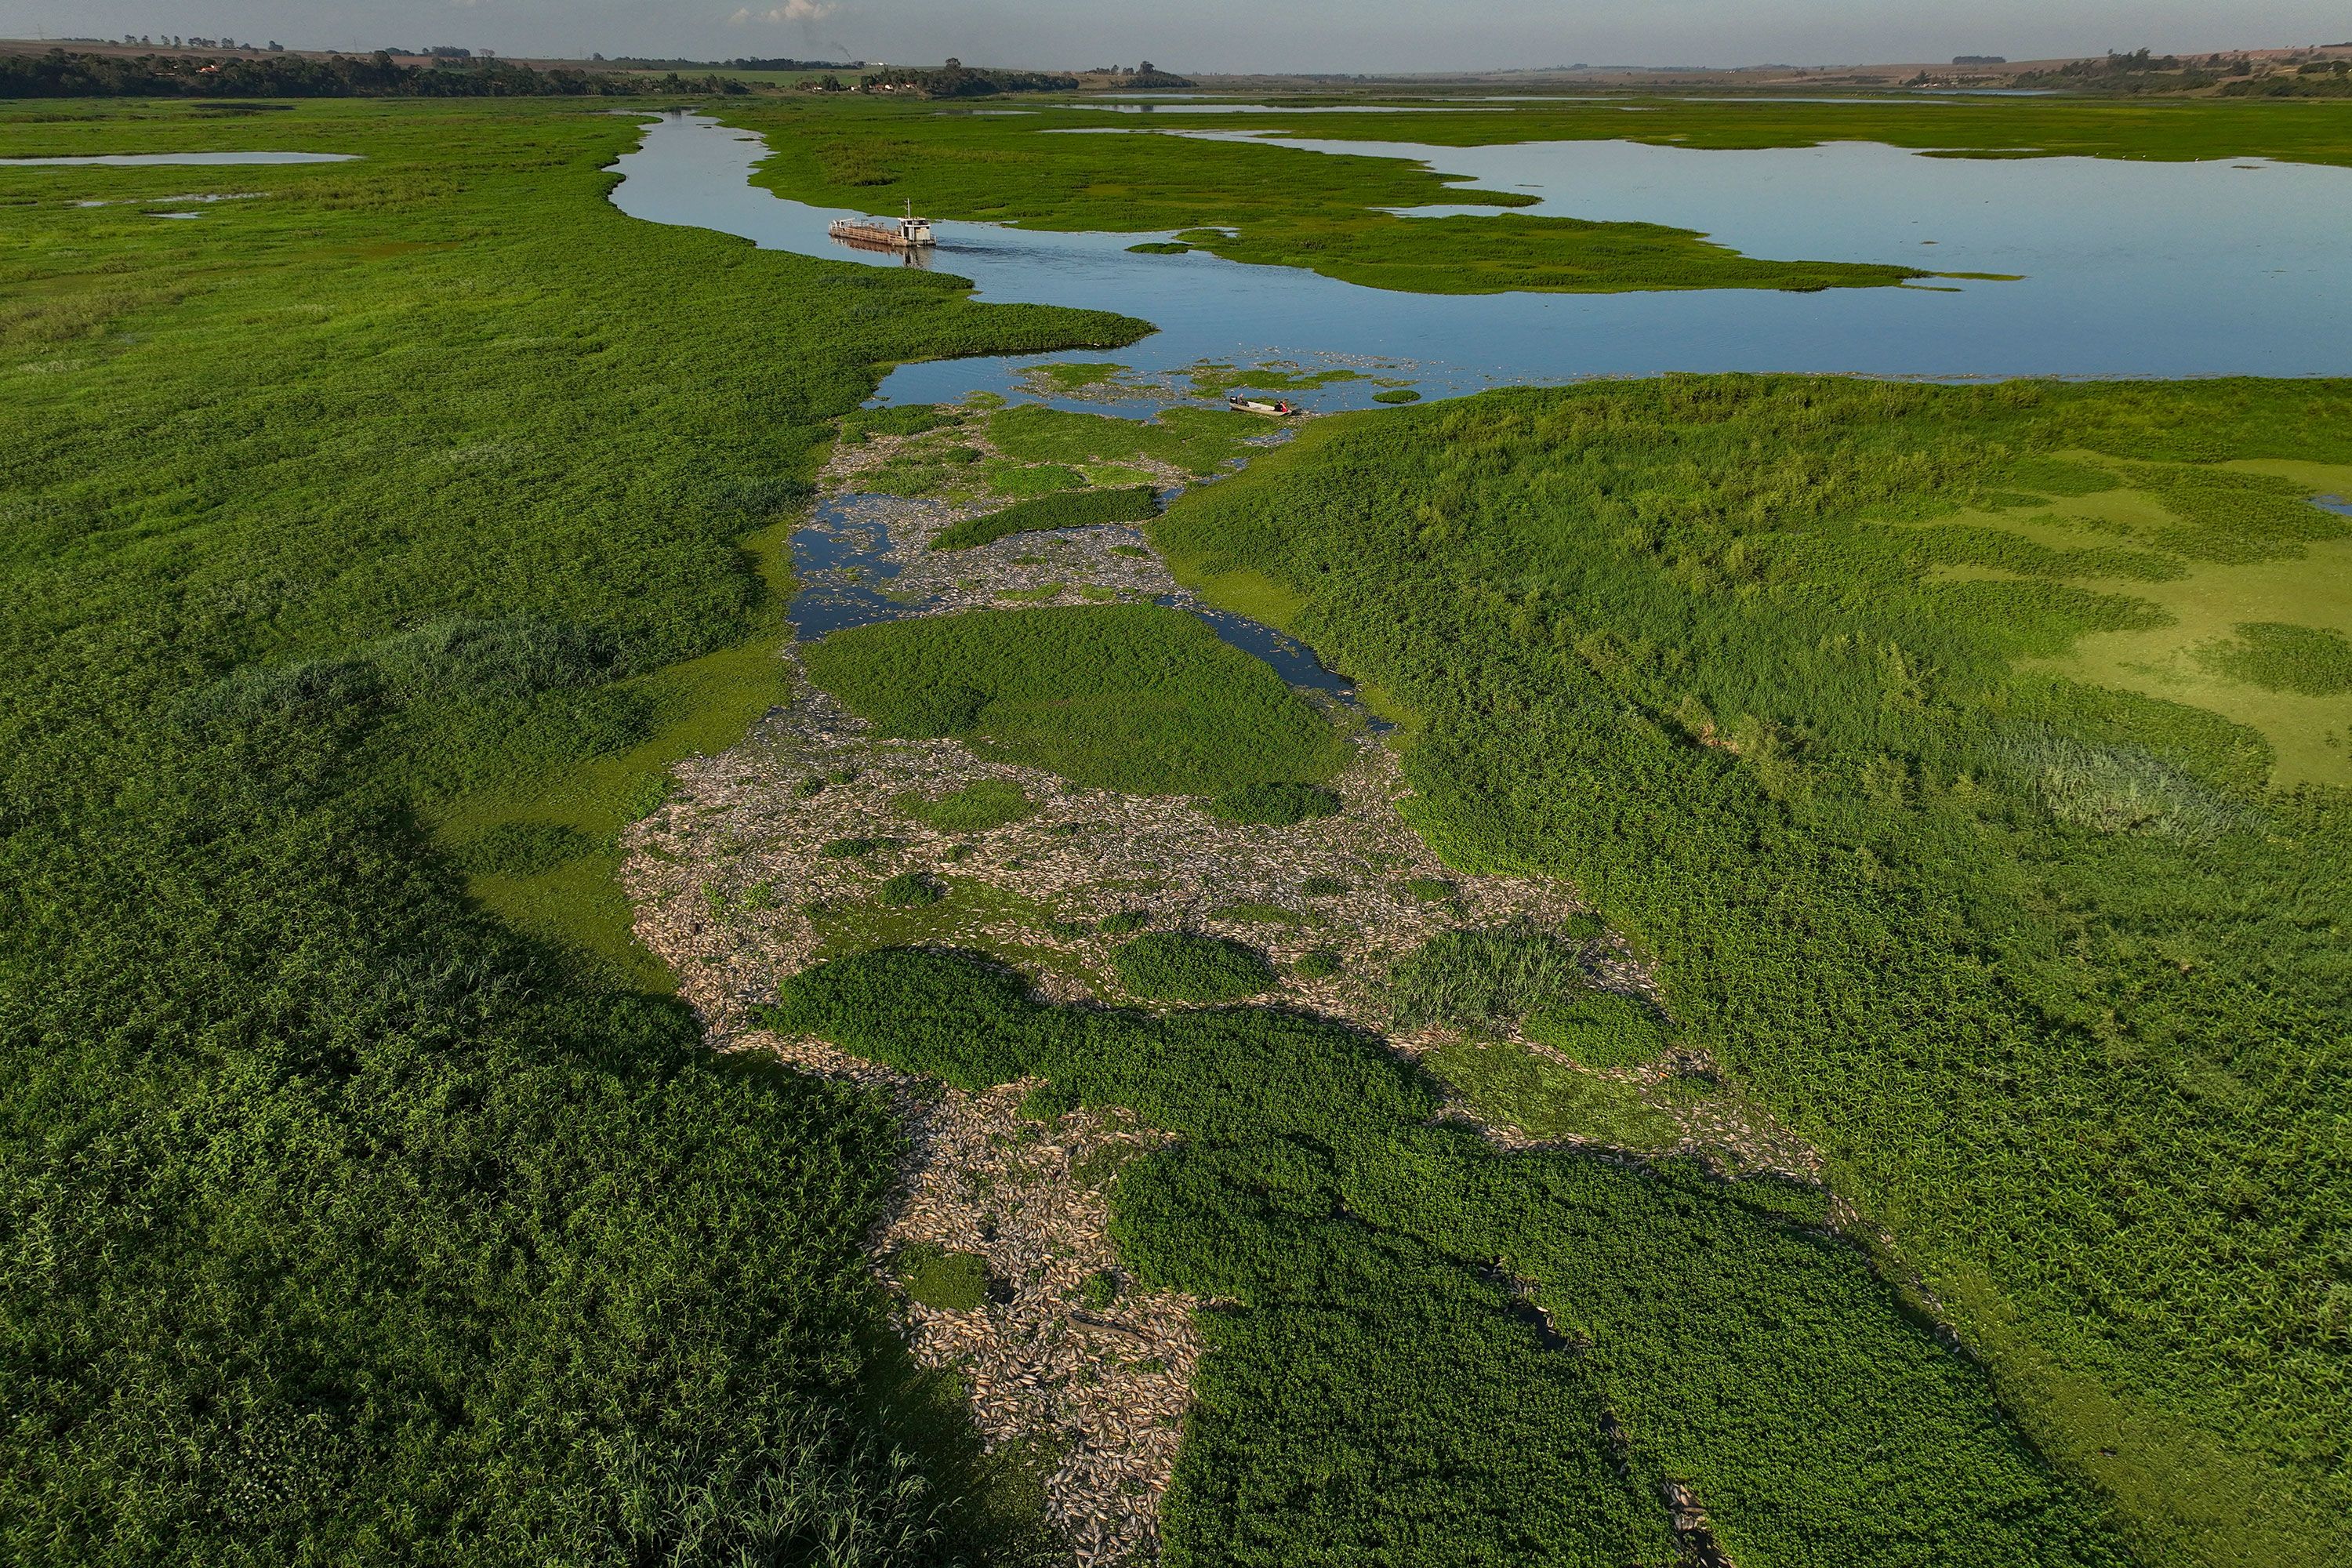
[0,48,750,99]
[727,56,863,71]
[2219,61,2352,96]
[2013,45,2350,96]
[858,60,1080,97]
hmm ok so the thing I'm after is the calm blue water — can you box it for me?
[607,111,2352,416]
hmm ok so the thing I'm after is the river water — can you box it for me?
[603,109,2348,694]
[608,110,2352,413]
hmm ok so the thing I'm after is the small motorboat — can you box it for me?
[1227,394,1302,417]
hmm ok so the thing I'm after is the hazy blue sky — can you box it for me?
[8,1,2347,73]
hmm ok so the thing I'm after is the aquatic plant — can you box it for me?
[1388,924,1588,1032]
[1203,780,1341,824]
[769,945,2132,1567]
[1111,931,1276,1002]
[802,604,1345,794]
[1149,372,2352,1561]
[928,485,1159,551]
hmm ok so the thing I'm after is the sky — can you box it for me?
[5,0,2347,73]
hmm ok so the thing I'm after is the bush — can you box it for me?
[1098,909,1151,935]
[1295,949,1343,979]
[1389,925,1587,1031]
[929,486,1160,551]
[1205,782,1341,825]
[1112,931,1276,1002]
[1525,992,1672,1069]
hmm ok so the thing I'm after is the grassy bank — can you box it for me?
[0,95,1141,1561]
[1148,376,2352,1568]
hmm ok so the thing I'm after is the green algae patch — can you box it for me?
[802,604,1346,794]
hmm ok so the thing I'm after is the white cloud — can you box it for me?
[729,0,837,23]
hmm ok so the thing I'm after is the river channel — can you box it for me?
[603,109,2350,698]
[609,109,2352,412]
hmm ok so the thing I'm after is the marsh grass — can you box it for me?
[770,945,2130,1567]
[1524,993,1671,1069]
[1425,1037,1684,1148]
[2002,724,2257,844]
[2194,621,2352,695]
[1149,372,2352,1564]
[1388,924,1588,1032]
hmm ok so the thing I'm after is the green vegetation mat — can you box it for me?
[800,604,1347,793]
[1526,991,1673,1069]
[985,401,1264,476]
[1149,374,2352,1568]
[848,402,1261,503]
[893,777,1036,831]
[1112,931,1278,1001]
[1203,780,1341,823]
[0,96,1136,1563]
[1388,924,1589,1031]
[930,485,1159,550]
[767,946,2131,1567]
[1423,1037,1686,1148]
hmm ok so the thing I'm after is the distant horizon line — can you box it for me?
[6,32,2351,75]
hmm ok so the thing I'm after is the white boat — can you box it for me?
[828,199,935,250]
